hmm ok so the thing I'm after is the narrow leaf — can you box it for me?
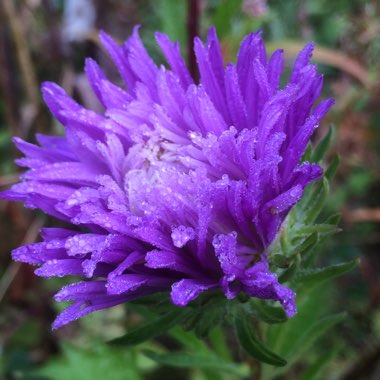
[290,232,319,256]
[295,258,359,286]
[304,178,329,224]
[110,308,189,346]
[194,305,223,338]
[294,224,340,237]
[325,154,340,181]
[279,254,301,283]
[298,345,341,380]
[234,313,287,366]
[312,126,334,162]
[324,213,341,225]
[288,313,346,360]
[247,300,287,324]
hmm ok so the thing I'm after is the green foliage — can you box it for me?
[295,258,359,286]
[143,349,249,377]
[110,308,190,346]
[37,345,142,380]
[298,345,342,380]
[234,311,287,367]
[157,0,187,47]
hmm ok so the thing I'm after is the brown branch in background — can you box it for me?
[0,173,20,187]
[343,208,380,223]
[41,0,64,62]
[0,21,20,136]
[267,41,372,88]
[2,0,40,107]
[0,216,45,303]
[187,0,200,82]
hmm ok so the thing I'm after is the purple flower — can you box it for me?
[2,27,333,329]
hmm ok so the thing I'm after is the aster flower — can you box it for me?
[2,26,333,329]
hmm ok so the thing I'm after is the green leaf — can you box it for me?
[279,254,301,283]
[269,254,290,268]
[143,350,250,377]
[295,258,359,286]
[157,0,186,47]
[294,224,340,237]
[211,0,243,38]
[37,344,142,380]
[312,126,335,162]
[302,143,313,162]
[324,213,341,225]
[169,326,209,352]
[247,300,287,324]
[303,178,329,224]
[325,154,340,181]
[290,232,319,256]
[234,313,287,366]
[298,345,341,380]
[110,308,189,346]
[194,305,224,338]
[287,313,346,360]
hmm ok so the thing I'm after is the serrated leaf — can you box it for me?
[234,313,287,366]
[295,258,359,286]
[110,308,189,346]
[143,350,250,376]
[312,126,335,162]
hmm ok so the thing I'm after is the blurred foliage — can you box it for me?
[1,0,380,379]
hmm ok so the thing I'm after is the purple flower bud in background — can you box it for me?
[1,26,333,329]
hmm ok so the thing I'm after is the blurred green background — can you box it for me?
[0,0,380,379]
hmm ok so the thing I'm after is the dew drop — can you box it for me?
[171,225,195,248]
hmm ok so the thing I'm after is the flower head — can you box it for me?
[2,26,333,329]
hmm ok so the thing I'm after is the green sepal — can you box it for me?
[234,312,287,366]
